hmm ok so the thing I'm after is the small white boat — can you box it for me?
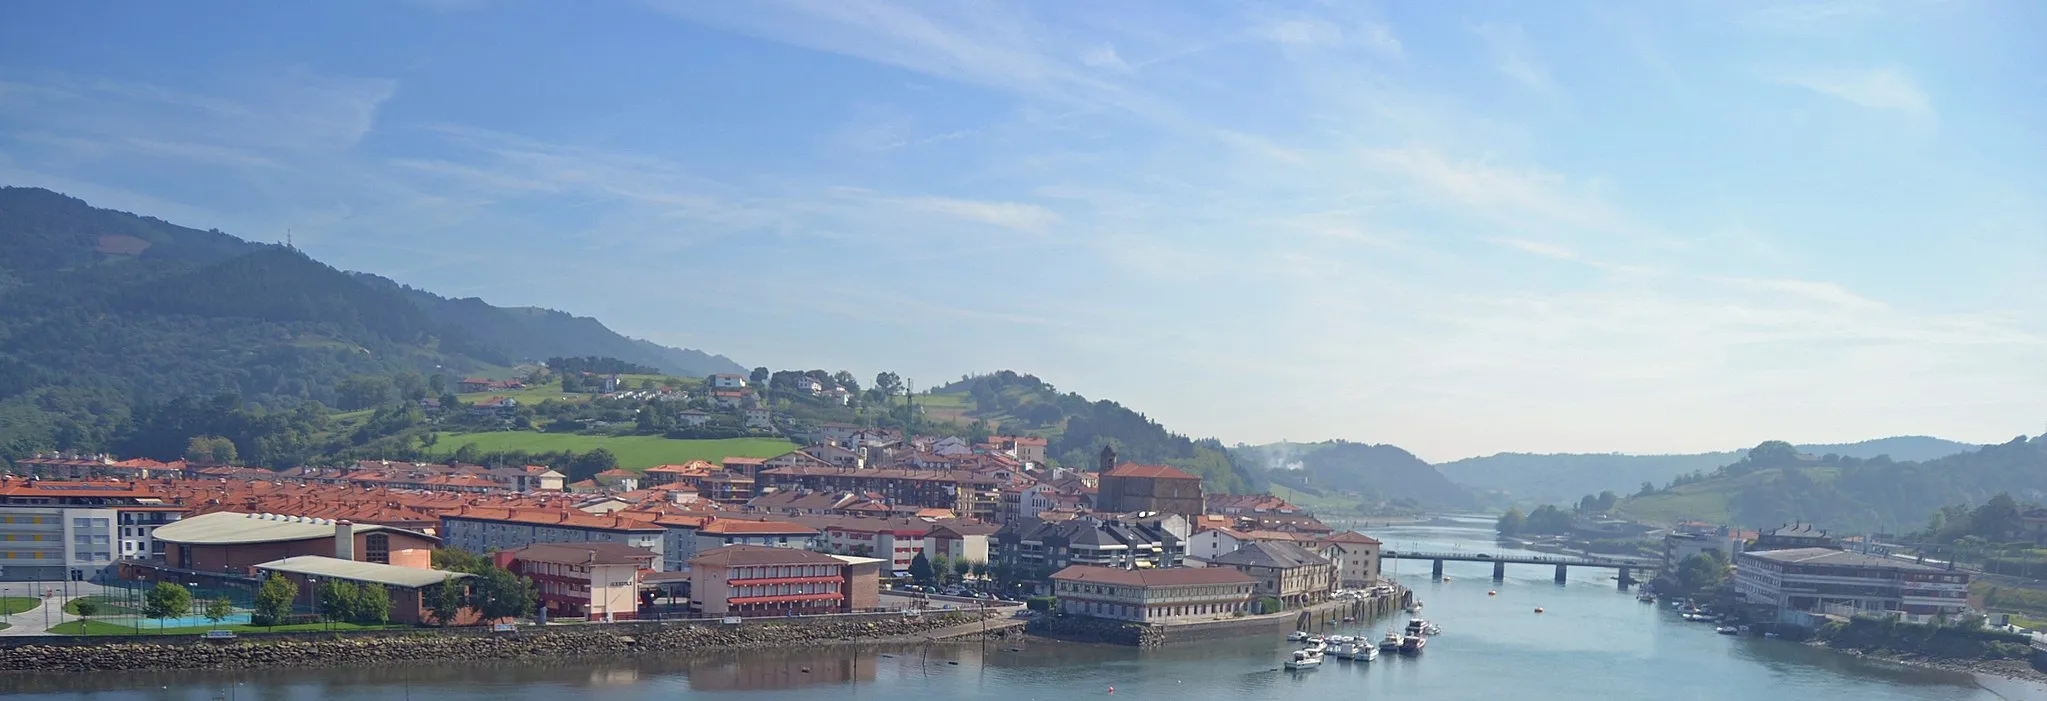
[1331,642,1356,660]
[1285,648,1325,670]
[1287,630,1308,642]
[1715,626,1739,635]
[1379,631,1404,651]
[1355,643,1380,661]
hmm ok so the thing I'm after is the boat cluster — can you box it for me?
[1672,601,1754,636]
[1284,616,1438,670]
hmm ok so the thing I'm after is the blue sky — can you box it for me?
[2,0,2043,461]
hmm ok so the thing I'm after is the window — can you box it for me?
[365,533,390,564]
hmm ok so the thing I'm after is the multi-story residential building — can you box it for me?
[694,519,818,562]
[439,507,664,559]
[498,542,658,621]
[1050,564,1256,622]
[1664,531,1739,571]
[1093,453,1204,519]
[1210,540,1335,608]
[0,478,185,581]
[1734,547,1970,621]
[757,465,1002,521]
[924,522,996,564]
[994,516,1184,573]
[687,544,872,616]
[709,374,749,389]
[810,517,934,575]
[1316,531,1383,587]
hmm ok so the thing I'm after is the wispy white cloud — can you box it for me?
[865,193,1063,233]
[1778,67,1934,119]
[1079,44,1131,72]
[1473,22,1554,93]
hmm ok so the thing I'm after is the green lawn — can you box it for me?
[432,432,795,470]
[48,619,410,636]
[0,597,37,615]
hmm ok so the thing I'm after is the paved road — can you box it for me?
[0,581,112,636]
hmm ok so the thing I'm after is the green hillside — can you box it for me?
[930,372,1259,494]
[1438,436,1981,506]
[0,186,742,465]
[431,433,795,471]
[1614,438,2047,530]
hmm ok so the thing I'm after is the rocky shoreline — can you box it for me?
[0,613,984,675]
[1817,643,2047,684]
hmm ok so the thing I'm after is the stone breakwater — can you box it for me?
[0,613,981,674]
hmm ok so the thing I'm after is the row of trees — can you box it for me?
[1495,504,1575,536]
[906,553,990,586]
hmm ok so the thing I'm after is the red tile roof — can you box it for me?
[1102,463,1199,480]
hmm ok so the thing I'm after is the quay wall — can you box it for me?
[1034,585,1412,649]
[0,612,984,674]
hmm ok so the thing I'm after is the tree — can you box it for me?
[970,561,989,580]
[472,566,537,621]
[931,555,953,585]
[968,419,991,444]
[335,375,396,411]
[1495,507,1526,536]
[566,448,619,484]
[355,584,391,625]
[319,580,360,623]
[430,576,465,627]
[952,558,972,583]
[874,372,903,401]
[253,574,296,627]
[908,552,936,585]
[184,435,237,464]
[832,371,859,394]
[143,581,193,622]
[1969,493,2021,541]
[71,598,100,634]
[1637,481,1656,497]
[205,597,234,627]
[1674,550,1731,597]
[750,367,770,386]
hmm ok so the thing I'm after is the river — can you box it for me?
[5,519,2045,700]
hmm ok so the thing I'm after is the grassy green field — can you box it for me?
[48,620,408,636]
[432,432,795,470]
[0,596,37,615]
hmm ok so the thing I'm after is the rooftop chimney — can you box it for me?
[335,520,356,560]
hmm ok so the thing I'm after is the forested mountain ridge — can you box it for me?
[0,186,740,460]
[1614,436,2047,531]
[1233,440,1477,509]
[1437,435,1981,505]
[390,283,744,377]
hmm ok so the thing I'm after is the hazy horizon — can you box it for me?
[2,1,2042,461]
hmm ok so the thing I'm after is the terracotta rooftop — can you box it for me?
[1102,463,1199,480]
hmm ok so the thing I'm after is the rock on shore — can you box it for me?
[0,614,980,674]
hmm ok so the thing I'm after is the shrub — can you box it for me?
[1026,596,1056,613]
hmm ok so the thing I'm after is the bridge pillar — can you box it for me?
[1492,561,1506,581]
[1553,564,1568,584]
[1617,566,1633,590]
[1431,559,1444,580]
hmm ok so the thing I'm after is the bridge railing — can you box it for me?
[1382,551,1657,567]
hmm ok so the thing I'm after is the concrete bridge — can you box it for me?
[1381,550,1660,587]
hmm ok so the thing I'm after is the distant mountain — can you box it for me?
[361,279,743,377]
[1615,436,2046,531]
[1437,436,1981,506]
[1256,441,1477,509]
[0,186,742,459]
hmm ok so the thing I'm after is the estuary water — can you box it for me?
[5,520,2044,700]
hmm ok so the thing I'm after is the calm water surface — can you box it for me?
[6,520,2044,700]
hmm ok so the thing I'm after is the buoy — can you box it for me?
[1534,607,1545,614]
[1488,590,1497,596]
[1108,686,1116,694]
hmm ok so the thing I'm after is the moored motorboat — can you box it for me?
[1285,648,1324,670]
[1380,631,1404,651]
[1357,643,1380,661]
[1715,626,1739,635]
[1400,634,1427,653]
[1287,630,1308,642]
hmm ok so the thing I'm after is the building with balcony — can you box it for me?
[1049,564,1256,622]
[498,542,658,621]
[1210,540,1334,608]
[687,545,872,616]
